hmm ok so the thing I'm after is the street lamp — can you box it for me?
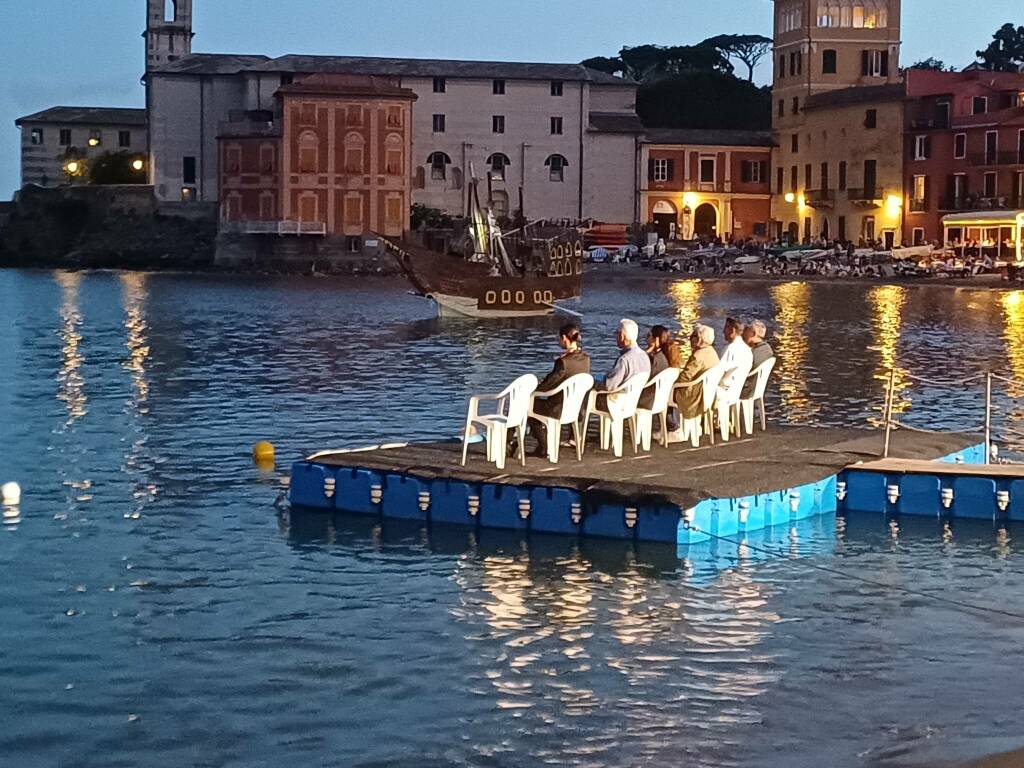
[64,161,79,175]
[131,159,145,172]
[784,192,796,204]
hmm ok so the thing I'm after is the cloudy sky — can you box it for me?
[0,0,1019,196]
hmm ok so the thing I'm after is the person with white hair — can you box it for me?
[669,323,721,441]
[740,319,774,400]
[595,318,651,406]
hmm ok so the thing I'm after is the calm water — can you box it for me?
[3,268,1024,767]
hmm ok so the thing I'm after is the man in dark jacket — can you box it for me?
[740,319,774,400]
[526,324,591,455]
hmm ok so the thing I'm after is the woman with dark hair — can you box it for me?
[525,323,591,456]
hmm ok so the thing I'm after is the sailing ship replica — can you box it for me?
[381,171,584,318]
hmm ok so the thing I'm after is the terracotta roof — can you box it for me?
[588,112,645,133]
[247,54,636,86]
[803,83,906,111]
[642,128,775,147]
[15,106,146,127]
[149,54,271,75]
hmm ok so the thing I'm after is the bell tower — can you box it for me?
[145,0,193,71]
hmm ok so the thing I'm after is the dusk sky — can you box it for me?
[1,0,1020,196]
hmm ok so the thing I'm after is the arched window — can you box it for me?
[427,151,451,181]
[343,131,365,174]
[384,133,403,176]
[487,153,511,181]
[545,154,568,183]
[298,131,319,174]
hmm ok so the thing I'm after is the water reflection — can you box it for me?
[120,273,155,519]
[669,279,703,351]
[55,271,86,425]
[770,281,818,422]
[868,285,910,421]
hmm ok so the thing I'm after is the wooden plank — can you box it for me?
[854,459,1024,478]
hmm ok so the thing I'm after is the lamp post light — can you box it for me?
[131,159,145,172]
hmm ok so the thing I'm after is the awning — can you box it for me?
[941,210,1024,226]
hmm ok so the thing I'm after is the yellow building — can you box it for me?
[771,0,906,245]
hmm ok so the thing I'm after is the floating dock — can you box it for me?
[289,427,983,545]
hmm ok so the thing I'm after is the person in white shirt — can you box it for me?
[718,317,753,391]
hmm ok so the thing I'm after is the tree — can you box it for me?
[907,57,949,71]
[701,34,773,81]
[976,23,1024,72]
[87,151,146,185]
[637,72,771,130]
[579,56,624,77]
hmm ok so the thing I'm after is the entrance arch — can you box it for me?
[651,199,677,241]
[693,203,718,238]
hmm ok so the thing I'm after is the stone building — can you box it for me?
[143,2,642,228]
[14,107,148,188]
[902,68,1024,245]
[640,129,774,241]
[771,0,906,245]
[218,73,416,239]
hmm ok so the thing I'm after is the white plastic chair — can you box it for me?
[583,373,647,458]
[634,368,680,450]
[716,360,753,441]
[461,374,538,470]
[740,357,776,435]
[528,373,595,463]
[674,364,726,447]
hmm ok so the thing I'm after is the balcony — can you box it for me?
[967,151,1024,167]
[939,195,1016,212]
[909,198,928,213]
[847,187,884,206]
[804,189,835,208]
[221,220,327,236]
[908,116,950,130]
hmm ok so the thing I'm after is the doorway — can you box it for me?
[694,203,717,238]
[652,200,677,241]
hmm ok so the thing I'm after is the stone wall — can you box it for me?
[214,232,402,274]
[0,184,217,269]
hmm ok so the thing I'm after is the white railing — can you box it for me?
[222,220,327,236]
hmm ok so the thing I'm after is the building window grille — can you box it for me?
[652,158,669,182]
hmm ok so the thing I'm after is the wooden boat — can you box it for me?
[381,173,584,318]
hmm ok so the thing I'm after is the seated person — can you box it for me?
[670,324,720,438]
[526,323,591,456]
[638,325,671,410]
[740,320,774,400]
[594,319,650,412]
[718,317,753,391]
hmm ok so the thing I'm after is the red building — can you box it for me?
[218,74,417,239]
[903,68,1024,246]
[640,129,774,242]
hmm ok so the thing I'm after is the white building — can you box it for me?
[144,3,642,223]
[14,107,148,188]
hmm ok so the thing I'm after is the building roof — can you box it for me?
[641,128,775,147]
[278,73,416,100]
[803,83,906,111]
[588,112,645,133]
[14,106,147,127]
[246,54,636,86]
[149,53,272,75]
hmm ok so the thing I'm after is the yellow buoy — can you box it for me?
[252,441,275,464]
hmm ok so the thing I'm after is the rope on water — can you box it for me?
[898,371,989,387]
[685,525,1024,623]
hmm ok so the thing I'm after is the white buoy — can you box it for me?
[1,482,20,506]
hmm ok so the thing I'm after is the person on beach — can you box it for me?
[740,320,774,400]
[719,317,753,391]
[522,323,591,457]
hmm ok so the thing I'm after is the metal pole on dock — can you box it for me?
[985,372,992,465]
[882,368,896,458]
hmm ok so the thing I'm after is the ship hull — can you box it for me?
[383,236,583,319]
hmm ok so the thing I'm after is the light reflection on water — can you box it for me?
[2,269,1024,767]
